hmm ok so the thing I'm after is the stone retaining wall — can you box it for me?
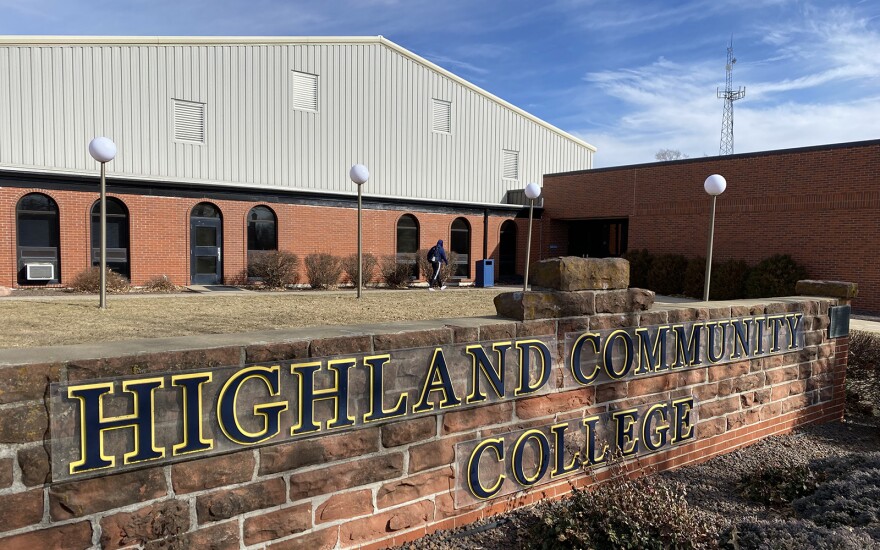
[0,292,850,549]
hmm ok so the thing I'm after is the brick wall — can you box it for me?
[0,294,847,549]
[0,186,517,288]
[542,140,880,313]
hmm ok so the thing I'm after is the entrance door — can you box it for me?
[567,219,628,258]
[190,203,223,284]
[499,220,517,280]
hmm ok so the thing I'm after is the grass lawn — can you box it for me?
[0,288,508,349]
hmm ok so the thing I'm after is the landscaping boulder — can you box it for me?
[529,257,629,291]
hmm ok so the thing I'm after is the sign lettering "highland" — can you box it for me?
[50,312,803,496]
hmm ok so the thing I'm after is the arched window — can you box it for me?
[450,217,471,278]
[396,214,420,278]
[499,220,517,280]
[91,197,130,278]
[247,206,278,276]
[190,202,223,284]
[16,193,60,284]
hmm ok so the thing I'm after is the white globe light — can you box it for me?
[704,174,727,196]
[524,182,541,199]
[350,164,370,185]
[88,137,117,163]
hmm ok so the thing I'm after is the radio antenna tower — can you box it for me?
[718,37,745,155]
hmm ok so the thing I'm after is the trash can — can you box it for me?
[475,259,494,287]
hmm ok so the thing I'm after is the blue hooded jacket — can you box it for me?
[430,240,448,264]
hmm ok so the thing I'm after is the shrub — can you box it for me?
[847,330,880,379]
[792,454,880,530]
[744,254,808,298]
[381,255,414,288]
[682,256,706,299]
[527,452,717,549]
[646,253,688,295]
[622,249,653,288]
[710,259,751,300]
[417,249,460,282]
[304,253,343,289]
[720,519,876,549]
[737,464,825,506]
[249,250,300,289]
[69,267,131,293]
[141,275,179,293]
[527,474,718,549]
[342,253,378,287]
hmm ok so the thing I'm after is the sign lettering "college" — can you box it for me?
[50,312,803,487]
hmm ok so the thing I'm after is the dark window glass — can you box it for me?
[90,198,130,277]
[396,214,420,277]
[196,256,218,274]
[91,198,129,249]
[450,218,470,278]
[16,193,60,284]
[192,203,220,218]
[19,194,56,212]
[247,206,277,251]
[196,226,218,247]
[396,215,419,254]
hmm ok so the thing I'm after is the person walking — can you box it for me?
[427,239,448,290]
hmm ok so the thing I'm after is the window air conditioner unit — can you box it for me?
[26,263,55,281]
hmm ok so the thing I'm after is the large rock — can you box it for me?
[529,257,629,291]
[795,280,858,299]
[493,288,654,321]
[0,286,11,297]
[494,291,595,321]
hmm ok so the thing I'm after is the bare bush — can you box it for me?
[69,267,131,294]
[417,249,460,283]
[381,255,414,289]
[305,253,343,289]
[249,250,301,289]
[342,253,378,287]
[141,275,179,293]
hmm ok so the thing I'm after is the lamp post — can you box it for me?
[703,174,727,301]
[88,137,117,310]
[349,164,369,299]
[523,182,541,292]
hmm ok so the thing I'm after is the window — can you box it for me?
[396,214,420,278]
[291,71,318,112]
[16,193,60,284]
[91,197,130,278]
[450,218,471,278]
[173,99,206,144]
[502,149,519,180]
[247,206,278,276]
[432,99,451,134]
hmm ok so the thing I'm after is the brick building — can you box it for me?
[540,139,880,313]
[0,36,594,289]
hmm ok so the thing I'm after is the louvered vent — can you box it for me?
[432,99,451,133]
[502,149,519,180]
[291,71,318,112]
[173,99,206,144]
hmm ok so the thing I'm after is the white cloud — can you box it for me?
[577,2,880,167]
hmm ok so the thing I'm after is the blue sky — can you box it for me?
[2,0,879,167]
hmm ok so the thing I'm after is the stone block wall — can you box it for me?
[0,295,849,549]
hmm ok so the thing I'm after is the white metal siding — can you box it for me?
[0,38,594,205]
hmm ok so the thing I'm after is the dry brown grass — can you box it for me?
[0,288,507,349]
